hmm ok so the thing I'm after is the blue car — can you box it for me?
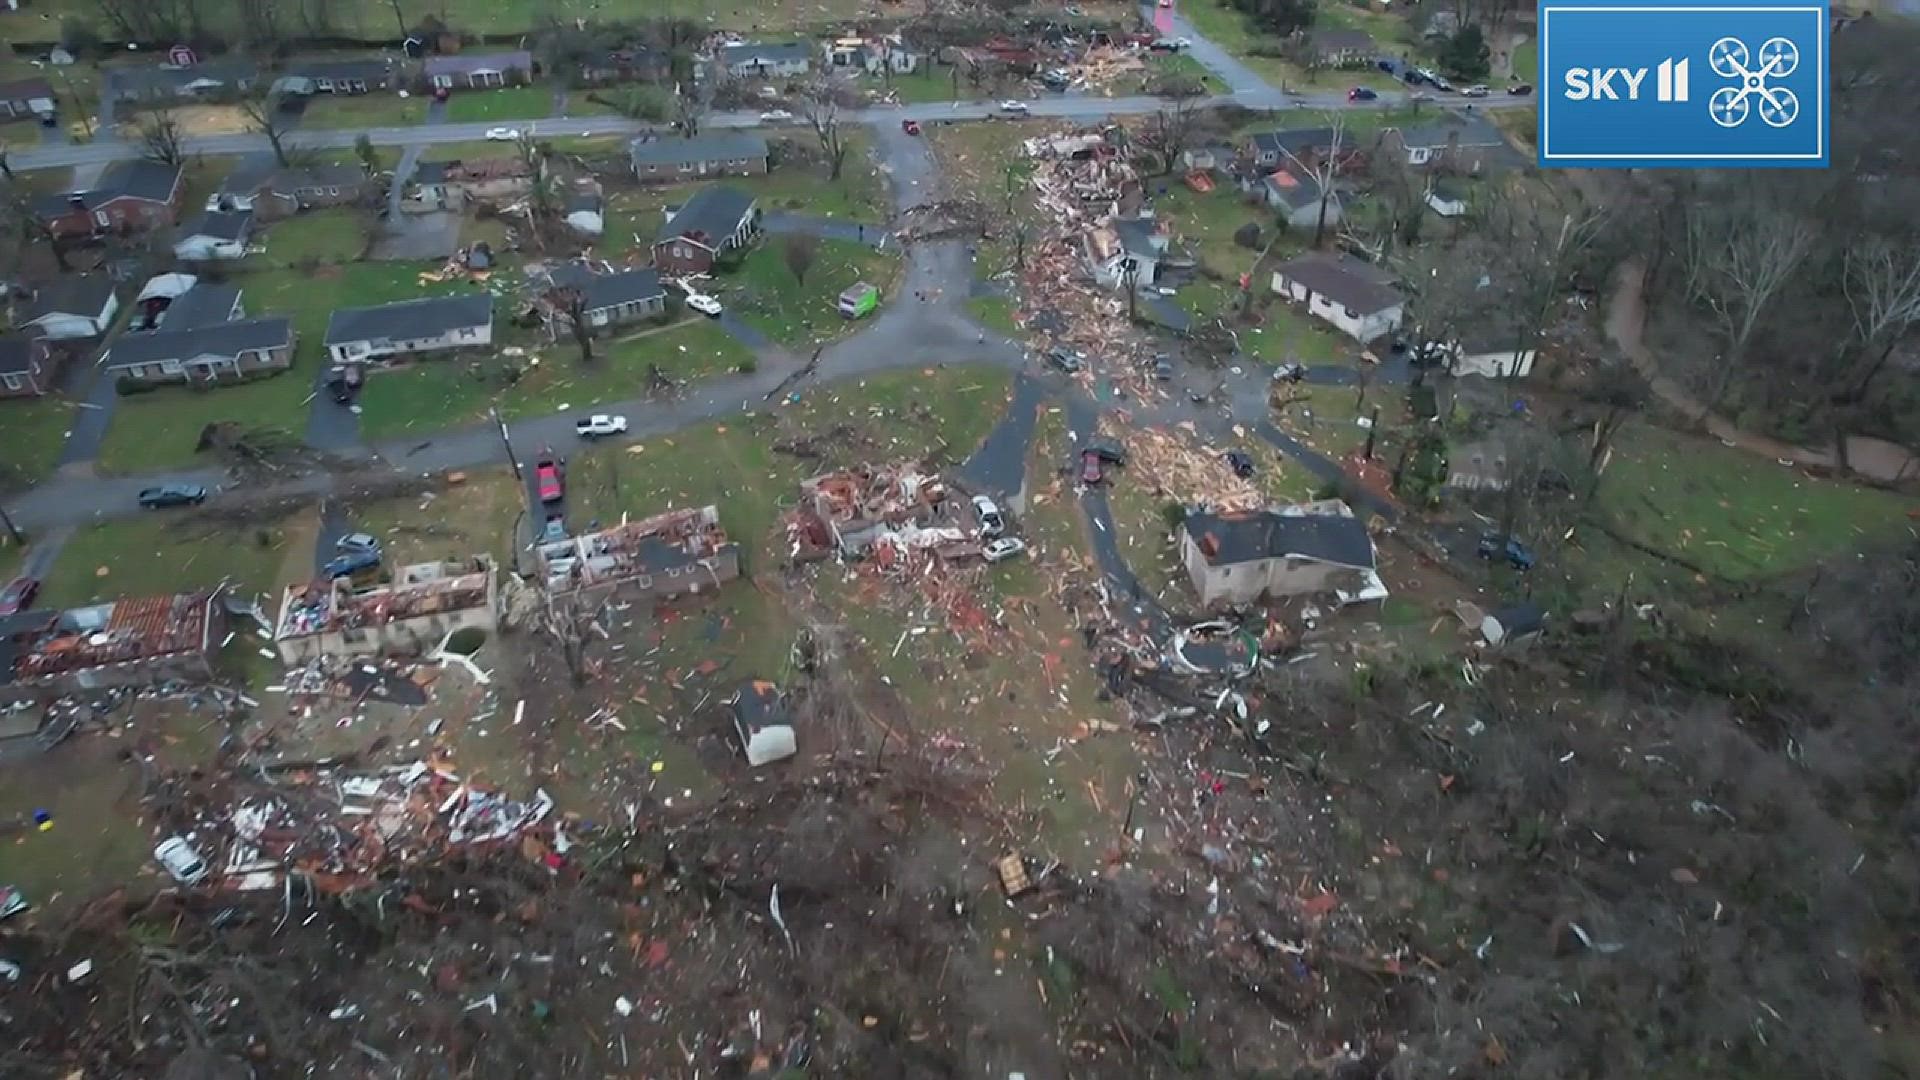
[1477,532,1536,571]
[323,548,381,579]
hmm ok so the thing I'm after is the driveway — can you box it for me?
[371,210,460,261]
[958,373,1045,507]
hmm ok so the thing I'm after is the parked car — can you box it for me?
[1272,362,1308,383]
[1507,83,1534,96]
[1039,68,1071,89]
[1044,346,1085,374]
[1432,75,1456,92]
[335,532,381,555]
[1079,450,1106,485]
[154,837,211,886]
[902,119,922,135]
[1225,450,1256,479]
[484,127,521,141]
[758,109,794,123]
[1477,532,1537,571]
[685,293,724,317]
[536,457,565,503]
[972,494,1005,537]
[541,516,569,544]
[995,100,1031,116]
[1083,442,1127,466]
[1152,356,1174,381]
[1463,84,1491,97]
[575,414,628,438]
[323,548,381,579]
[0,885,27,921]
[0,575,39,616]
[1347,86,1378,102]
[983,537,1028,563]
[328,364,362,404]
[139,483,207,509]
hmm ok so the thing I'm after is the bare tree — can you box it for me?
[138,109,188,168]
[548,287,596,362]
[235,0,285,49]
[1837,239,1920,400]
[1684,203,1815,410]
[385,0,409,37]
[781,232,820,286]
[1279,113,1347,248]
[1135,94,1204,178]
[238,94,294,167]
[0,187,69,271]
[540,592,607,688]
[353,133,379,176]
[673,81,706,137]
[798,79,857,180]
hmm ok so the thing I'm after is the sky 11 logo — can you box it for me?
[1537,0,1827,168]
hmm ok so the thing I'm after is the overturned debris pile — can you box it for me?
[1107,420,1266,510]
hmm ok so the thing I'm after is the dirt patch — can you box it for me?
[117,105,257,138]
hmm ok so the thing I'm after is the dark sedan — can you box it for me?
[138,483,208,509]
[0,576,39,616]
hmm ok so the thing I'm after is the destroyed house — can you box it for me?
[791,467,962,559]
[1179,504,1383,608]
[1085,216,1167,290]
[275,558,498,664]
[0,591,226,704]
[730,680,797,766]
[535,506,740,599]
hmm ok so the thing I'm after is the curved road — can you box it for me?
[5,17,1505,535]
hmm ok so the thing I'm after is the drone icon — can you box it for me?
[1706,36,1800,129]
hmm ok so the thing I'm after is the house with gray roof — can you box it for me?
[1270,252,1405,342]
[105,61,257,103]
[101,315,293,387]
[1305,28,1378,67]
[274,58,393,95]
[425,51,534,89]
[1257,162,1342,228]
[544,264,668,329]
[1179,502,1382,607]
[713,41,812,78]
[0,78,55,120]
[629,132,770,182]
[0,332,58,399]
[155,284,244,332]
[653,186,761,275]
[173,209,254,261]
[1383,113,1515,173]
[20,276,120,341]
[1084,215,1167,290]
[325,295,494,365]
[33,159,182,239]
[207,163,372,218]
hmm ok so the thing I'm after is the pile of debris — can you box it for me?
[1108,420,1267,510]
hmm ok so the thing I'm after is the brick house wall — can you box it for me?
[115,342,294,386]
[43,190,183,239]
[632,156,768,183]
[0,339,54,398]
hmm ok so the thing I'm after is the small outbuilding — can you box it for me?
[729,680,796,766]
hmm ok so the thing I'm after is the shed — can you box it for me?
[729,680,796,766]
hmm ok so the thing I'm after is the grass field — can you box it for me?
[731,239,900,347]
[7,0,884,37]
[1179,0,1414,92]
[257,208,372,265]
[967,294,1020,336]
[445,86,556,124]
[0,398,77,490]
[355,318,752,440]
[294,93,426,129]
[38,512,302,608]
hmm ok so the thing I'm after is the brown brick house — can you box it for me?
[628,132,769,183]
[652,185,760,275]
[0,333,57,398]
[34,160,183,239]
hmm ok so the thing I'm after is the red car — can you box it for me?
[0,575,39,616]
[1079,450,1105,485]
[902,119,921,135]
[535,458,564,503]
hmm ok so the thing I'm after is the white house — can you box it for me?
[324,295,494,364]
[1084,216,1167,291]
[424,51,533,90]
[729,680,797,767]
[1179,502,1384,608]
[1436,334,1536,379]
[714,41,813,79]
[172,210,253,261]
[1425,180,1469,218]
[824,35,921,74]
[1270,253,1405,343]
[1257,163,1342,229]
[20,276,119,341]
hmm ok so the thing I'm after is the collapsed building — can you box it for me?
[783,465,984,565]
[534,505,740,600]
[0,591,228,706]
[274,558,498,665]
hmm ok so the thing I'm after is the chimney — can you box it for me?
[1200,533,1220,558]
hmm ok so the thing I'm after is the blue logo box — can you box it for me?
[1538,0,1829,168]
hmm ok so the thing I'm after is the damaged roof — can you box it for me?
[24,275,116,320]
[177,209,253,242]
[1183,509,1375,569]
[729,679,791,733]
[1262,164,1327,211]
[629,132,768,169]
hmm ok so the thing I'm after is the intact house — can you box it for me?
[207,163,372,218]
[0,590,227,706]
[272,58,393,96]
[18,275,119,341]
[325,294,494,365]
[101,315,293,387]
[1243,127,1367,171]
[0,333,58,398]
[275,557,497,664]
[34,159,182,238]
[824,35,922,74]
[173,209,254,261]
[1084,216,1167,291]
[629,132,770,182]
[533,505,741,600]
[1255,163,1342,229]
[104,61,257,104]
[425,51,534,90]
[653,185,761,275]
[1179,503,1384,608]
[1304,28,1378,67]
[1270,252,1406,343]
[0,77,55,119]
[713,41,813,79]
[1382,115,1512,173]
[137,281,242,332]
[1425,178,1469,217]
[540,263,668,330]
[730,680,797,767]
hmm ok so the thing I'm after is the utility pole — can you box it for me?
[490,407,523,480]
[0,502,23,546]
[1363,406,1382,459]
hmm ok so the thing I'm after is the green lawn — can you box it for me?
[1507,38,1539,85]
[1149,52,1228,95]
[295,93,427,129]
[968,294,1021,336]
[1180,0,1412,92]
[355,319,753,440]
[257,208,372,265]
[38,513,298,608]
[1597,425,1912,580]
[876,66,980,103]
[445,85,556,124]
[0,398,77,490]
[24,0,876,33]
[731,239,901,348]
